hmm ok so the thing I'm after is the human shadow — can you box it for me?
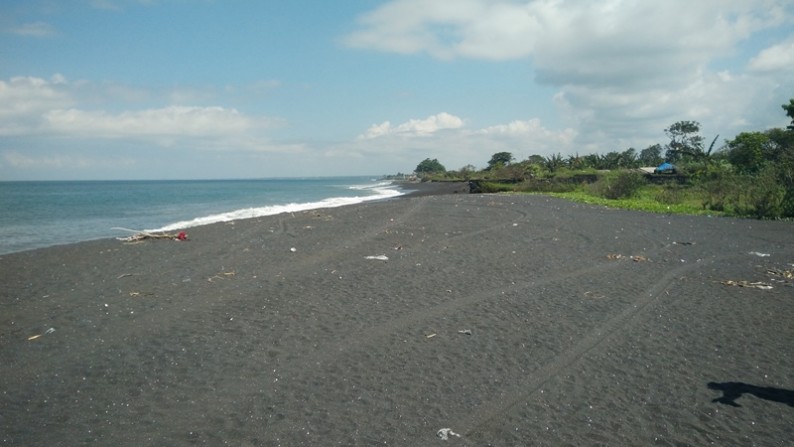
[708,382,794,408]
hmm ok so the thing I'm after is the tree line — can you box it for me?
[412,98,794,219]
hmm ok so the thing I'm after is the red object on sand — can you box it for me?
[177,231,188,241]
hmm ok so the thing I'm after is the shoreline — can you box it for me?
[2,193,793,445]
[0,179,463,257]
[393,180,470,197]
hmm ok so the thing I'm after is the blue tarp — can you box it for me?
[657,162,675,171]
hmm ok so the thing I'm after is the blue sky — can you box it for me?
[1,0,793,180]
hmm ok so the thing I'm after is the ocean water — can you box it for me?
[0,177,403,255]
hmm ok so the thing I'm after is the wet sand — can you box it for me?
[2,192,793,446]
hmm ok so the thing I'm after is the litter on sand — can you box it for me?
[207,271,237,282]
[364,255,389,261]
[720,280,773,290]
[27,327,55,341]
[749,251,771,257]
[113,227,188,243]
[437,428,460,440]
[458,329,472,335]
[607,253,649,262]
[767,268,794,280]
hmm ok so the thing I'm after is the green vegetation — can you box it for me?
[414,158,446,174]
[783,99,794,130]
[411,98,794,220]
[486,152,515,170]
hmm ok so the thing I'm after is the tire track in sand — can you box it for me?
[454,252,745,440]
[270,194,536,271]
[268,200,694,386]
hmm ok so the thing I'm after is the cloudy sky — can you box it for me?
[1,0,793,180]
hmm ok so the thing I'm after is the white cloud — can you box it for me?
[2,150,135,170]
[477,118,577,147]
[349,112,577,171]
[343,0,537,60]
[345,0,794,152]
[0,75,283,150]
[748,39,794,72]
[359,112,464,139]
[0,76,74,135]
[6,22,57,37]
[43,106,258,138]
[345,1,790,66]
[0,76,73,113]
[343,0,792,93]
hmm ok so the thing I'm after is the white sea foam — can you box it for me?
[149,182,402,232]
[348,180,392,190]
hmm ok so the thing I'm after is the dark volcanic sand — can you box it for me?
[2,193,793,446]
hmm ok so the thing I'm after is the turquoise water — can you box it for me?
[0,177,402,255]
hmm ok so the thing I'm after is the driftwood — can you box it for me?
[719,280,773,290]
[113,227,188,243]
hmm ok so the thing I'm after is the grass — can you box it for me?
[546,190,721,216]
[427,169,790,219]
[507,181,723,216]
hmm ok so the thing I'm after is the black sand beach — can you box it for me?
[2,190,793,446]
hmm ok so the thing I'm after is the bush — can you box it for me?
[477,181,516,193]
[697,176,739,212]
[655,185,685,205]
[690,164,794,218]
[740,166,788,219]
[589,171,646,200]
[515,179,578,193]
